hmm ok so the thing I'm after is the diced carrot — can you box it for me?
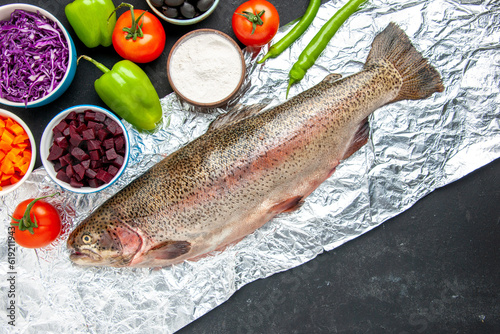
[0,115,32,190]
[1,158,15,174]
[13,133,29,145]
[1,129,15,144]
[10,173,22,184]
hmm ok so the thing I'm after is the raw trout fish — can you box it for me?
[67,23,444,268]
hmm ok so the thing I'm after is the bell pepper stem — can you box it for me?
[77,55,111,74]
[10,193,59,235]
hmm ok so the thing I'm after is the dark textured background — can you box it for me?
[1,0,499,333]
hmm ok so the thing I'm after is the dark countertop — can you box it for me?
[1,0,498,333]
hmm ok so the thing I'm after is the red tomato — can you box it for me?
[112,9,166,63]
[11,196,62,249]
[232,0,280,47]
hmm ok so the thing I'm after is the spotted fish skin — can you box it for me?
[67,23,444,268]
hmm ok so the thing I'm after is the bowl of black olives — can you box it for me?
[146,0,219,25]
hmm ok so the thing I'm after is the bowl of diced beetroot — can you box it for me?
[40,105,129,193]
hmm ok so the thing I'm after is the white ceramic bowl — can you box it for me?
[146,0,219,26]
[167,29,246,108]
[0,4,77,108]
[40,105,130,194]
[0,108,36,196]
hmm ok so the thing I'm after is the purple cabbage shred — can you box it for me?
[0,9,69,106]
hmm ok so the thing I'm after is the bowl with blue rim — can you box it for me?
[0,4,77,108]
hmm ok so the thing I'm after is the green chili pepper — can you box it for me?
[65,0,117,48]
[286,0,367,98]
[78,56,163,131]
[257,0,321,64]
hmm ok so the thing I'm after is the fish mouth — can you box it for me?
[69,249,103,263]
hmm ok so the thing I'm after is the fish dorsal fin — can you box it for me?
[342,118,370,160]
[145,240,191,260]
[322,73,342,84]
[208,104,268,131]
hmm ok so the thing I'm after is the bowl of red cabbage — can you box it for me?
[146,0,219,26]
[40,105,130,194]
[0,4,77,108]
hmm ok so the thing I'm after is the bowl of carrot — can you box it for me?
[0,108,36,195]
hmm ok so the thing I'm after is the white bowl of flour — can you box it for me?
[167,29,245,108]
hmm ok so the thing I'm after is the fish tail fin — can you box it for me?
[365,22,444,102]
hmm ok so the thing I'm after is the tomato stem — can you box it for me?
[110,3,146,41]
[11,193,59,235]
[237,10,265,35]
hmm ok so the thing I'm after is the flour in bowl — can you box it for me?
[168,31,244,105]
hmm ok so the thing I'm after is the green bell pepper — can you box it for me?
[78,56,163,131]
[65,0,117,48]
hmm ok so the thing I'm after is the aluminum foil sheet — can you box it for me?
[1,0,499,333]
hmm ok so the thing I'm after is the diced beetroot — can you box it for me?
[70,178,84,188]
[62,126,70,137]
[82,128,95,140]
[85,168,97,179]
[77,113,85,123]
[88,178,103,188]
[76,123,87,134]
[47,144,64,161]
[97,128,111,141]
[107,165,119,176]
[90,160,102,169]
[70,137,82,147]
[105,148,118,160]
[81,159,90,169]
[112,154,124,168]
[86,140,101,151]
[94,111,106,123]
[66,111,77,120]
[71,147,90,161]
[58,156,69,168]
[107,120,123,136]
[54,136,69,149]
[53,161,62,172]
[103,138,114,150]
[84,111,96,121]
[89,150,101,161]
[73,163,86,180]
[66,164,75,178]
[60,153,72,166]
[114,136,125,151]
[53,130,64,140]
[56,170,71,183]
[117,147,126,156]
[54,120,68,133]
[96,169,114,183]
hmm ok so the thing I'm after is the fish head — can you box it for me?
[67,211,142,267]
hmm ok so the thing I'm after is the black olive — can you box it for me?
[180,2,196,19]
[162,6,179,18]
[150,0,163,7]
[196,0,214,12]
[164,0,184,6]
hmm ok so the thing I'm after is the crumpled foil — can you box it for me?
[1,0,499,333]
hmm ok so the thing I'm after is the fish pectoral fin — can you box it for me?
[145,240,191,260]
[271,196,305,214]
[342,118,370,160]
[322,73,342,84]
[208,103,268,131]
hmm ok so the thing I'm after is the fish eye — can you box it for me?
[82,234,92,244]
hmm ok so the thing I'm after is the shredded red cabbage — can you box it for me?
[0,9,69,105]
